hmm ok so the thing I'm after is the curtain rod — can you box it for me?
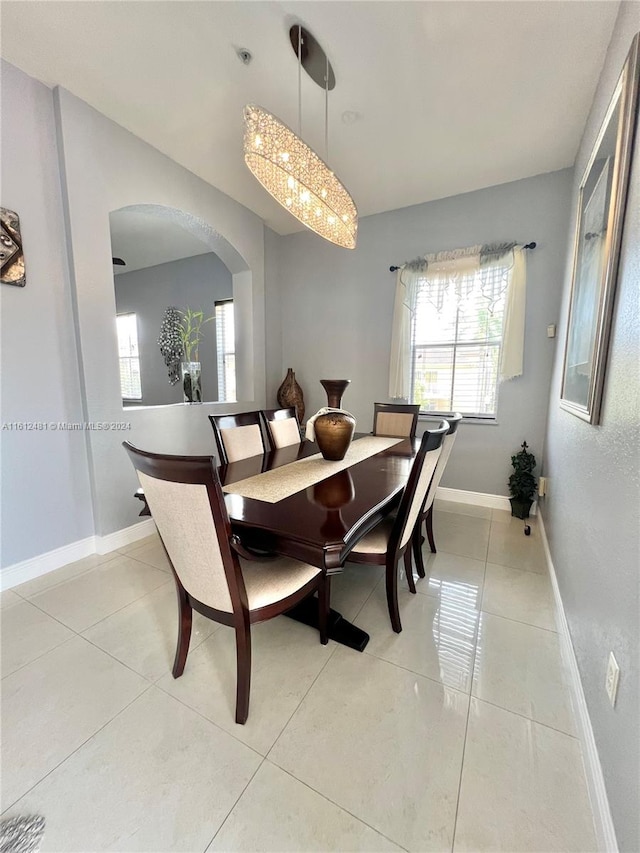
[389,242,537,272]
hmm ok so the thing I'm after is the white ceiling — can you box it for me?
[1,1,619,235]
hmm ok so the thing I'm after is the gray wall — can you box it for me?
[542,7,640,850]
[53,86,267,539]
[0,60,94,570]
[264,226,284,408]
[275,170,573,496]
[114,253,232,406]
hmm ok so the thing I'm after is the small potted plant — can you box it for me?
[178,307,213,404]
[508,441,537,519]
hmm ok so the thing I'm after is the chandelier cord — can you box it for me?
[325,55,329,161]
[297,25,302,138]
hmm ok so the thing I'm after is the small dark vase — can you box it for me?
[277,368,305,424]
[314,378,355,461]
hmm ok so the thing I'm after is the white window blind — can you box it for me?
[116,313,142,400]
[215,299,236,402]
[410,265,508,418]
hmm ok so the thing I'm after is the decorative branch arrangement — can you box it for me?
[157,306,183,385]
[157,306,214,385]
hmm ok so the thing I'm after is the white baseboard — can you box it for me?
[1,519,157,591]
[538,512,618,853]
[436,486,537,515]
[95,518,157,555]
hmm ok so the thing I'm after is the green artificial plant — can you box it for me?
[178,307,214,362]
[508,441,537,518]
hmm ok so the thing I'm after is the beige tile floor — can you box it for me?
[1,501,597,852]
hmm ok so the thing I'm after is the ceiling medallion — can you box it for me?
[243,26,357,249]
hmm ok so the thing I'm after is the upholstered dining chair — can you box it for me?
[414,413,463,576]
[261,407,302,451]
[372,403,420,438]
[209,411,266,465]
[123,442,330,725]
[345,420,448,633]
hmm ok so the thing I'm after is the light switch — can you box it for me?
[547,324,556,338]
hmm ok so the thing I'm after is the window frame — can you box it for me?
[408,266,508,420]
[215,298,236,403]
[116,312,142,401]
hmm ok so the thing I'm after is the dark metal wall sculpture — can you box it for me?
[1,208,26,287]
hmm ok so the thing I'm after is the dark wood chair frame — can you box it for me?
[346,421,448,633]
[208,411,266,465]
[415,413,463,578]
[123,442,330,725]
[372,402,420,438]
[260,407,302,452]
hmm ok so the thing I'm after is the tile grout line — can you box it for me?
[270,761,411,852]
[153,622,339,761]
[25,573,171,636]
[202,756,267,853]
[8,551,123,600]
[449,556,486,852]
[466,694,581,741]
[0,680,156,816]
[264,631,341,761]
[478,607,560,635]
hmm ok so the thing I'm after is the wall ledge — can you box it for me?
[538,511,618,853]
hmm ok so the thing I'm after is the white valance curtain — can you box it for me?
[388,242,527,399]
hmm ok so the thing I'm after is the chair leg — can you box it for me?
[404,548,416,594]
[172,582,192,678]
[234,618,252,725]
[413,526,426,579]
[425,505,437,553]
[318,575,331,645]
[386,557,402,633]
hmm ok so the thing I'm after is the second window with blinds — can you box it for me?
[410,263,508,418]
[215,299,236,403]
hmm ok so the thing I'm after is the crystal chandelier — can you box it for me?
[243,28,357,249]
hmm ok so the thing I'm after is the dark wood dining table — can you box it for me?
[219,435,420,650]
[134,434,420,650]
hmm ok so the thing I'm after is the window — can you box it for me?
[410,264,508,418]
[116,313,142,400]
[215,299,236,402]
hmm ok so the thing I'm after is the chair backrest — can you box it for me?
[373,403,420,438]
[422,413,463,513]
[209,411,266,464]
[390,421,449,552]
[261,407,301,451]
[122,442,246,614]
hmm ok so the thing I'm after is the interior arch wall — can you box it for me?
[54,87,266,537]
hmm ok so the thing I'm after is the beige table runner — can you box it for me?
[223,436,402,503]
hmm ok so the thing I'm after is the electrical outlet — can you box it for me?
[606,653,620,707]
[538,476,547,497]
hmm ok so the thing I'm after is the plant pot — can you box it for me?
[314,411,356,461]
[181,361,202,404]
[510,497,533,519]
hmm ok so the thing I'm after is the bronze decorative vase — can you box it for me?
[277,368,305,424]
[314,378,355,461]
[320,379,350,408]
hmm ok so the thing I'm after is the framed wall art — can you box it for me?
[560,33,640,424]
[1,207,26,288]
